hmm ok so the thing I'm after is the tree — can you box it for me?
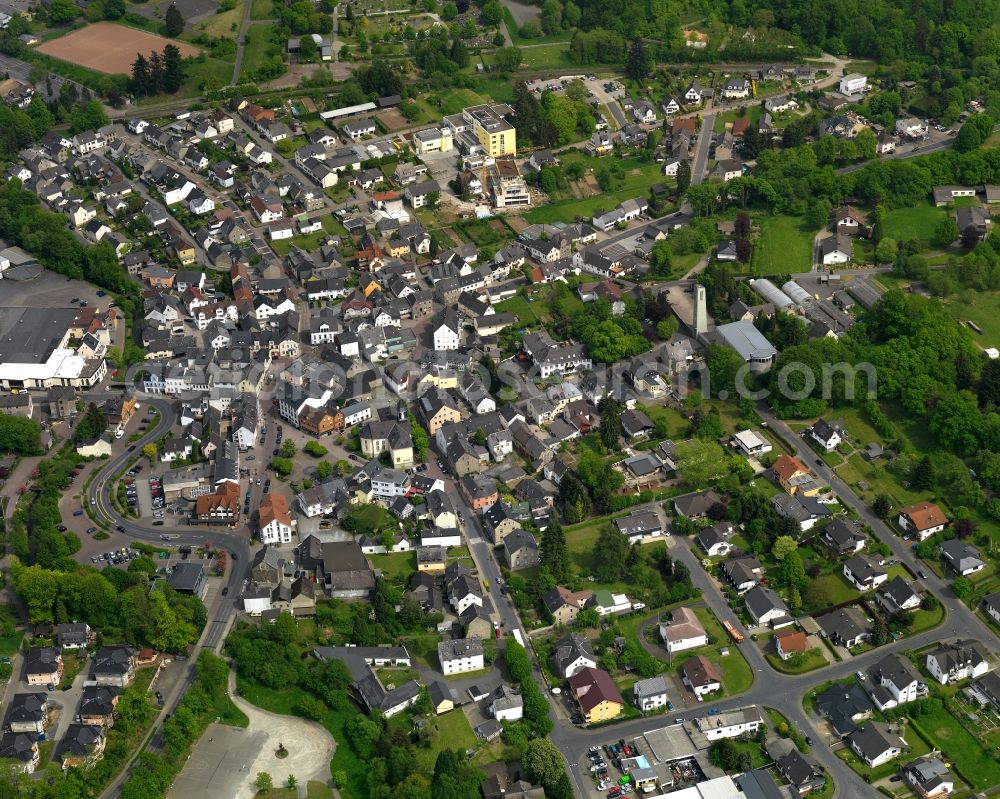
[503,639,531,682]
[874,237,897,264]
[47,0,79,24]
[772,535,797,561]
[954,122,982,153]
[676,159,691,197]
[164,3,185,37]
[411,422,430,462]
[480,1,502,25]
[598,396,623,450]
[931,217,959,248]
[624,38,650,81]
[143,443,158,463]
[910,455,935,490]
[255,773,273,792]
[873,494,893,518]
[279,439,297,458]
[161,43,184,92]
[522,740,566,789]
[980,358,1000,406]
[432,750,483,799]
[674,439,726,485]
[315,460,334,479]
[286,775,298,789]
[540,513,569,582]
[592,524,629,583]
[298,34,319,61]
[495,46,522,72]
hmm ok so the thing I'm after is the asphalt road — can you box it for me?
[85,395,250,799]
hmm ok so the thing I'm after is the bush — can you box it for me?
[303,441,328,458]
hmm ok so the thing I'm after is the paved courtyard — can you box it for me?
[170,673,334,799]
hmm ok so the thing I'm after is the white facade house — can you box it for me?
[633,676,669,712]
[839,74,868,95]
[659,607,708,654]
[731,429,772,457]
[925,641,990,685]
[438,639,484,676]
[433,313,461,351]
[694,707,765,741]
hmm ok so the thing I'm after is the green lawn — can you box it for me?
[496,295,544,327]
[765,648,828,674]
[269,216,345,256]
[501,8,574,46]
[239,24,283,82]
[750,215,816,274]
[516,43,576,70]
[713,107,762,134]
[250,0,274,18]
[371,551,416,584]
[345,504,395,536]
[671,607,754,697]
[940,288,1000,346]
[637,405,687,438]
[882,201,948,246]
[58,653,86,690]
[909,703,1000,790]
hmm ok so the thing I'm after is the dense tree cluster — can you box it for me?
[129,45,186,96]
[11,556,205,650]
[0,181,138,312]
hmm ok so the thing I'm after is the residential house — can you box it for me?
[824,520,866,555]
[551,634,597,679]
[941,539,985,576]
[816,607,871,648]
[843,554,888,592]
[438,638,484,676]
[258,493,294,545]
[897,502,948,540]
[682,655,722,698]
[925,640,990,684]
[774,629,809,661]
[902,757,954,799]
[809,419,844,451]
[849,723,907,768]
[541,586,593,626]
[744,586,790,627]
[25,646,62,686]
[866,653,925,711]
[503,529,539,571]
[633,675,670,712]
[877,576,921,614]
[659,607,707,653]
[92,647,137,687]
[567,667,623,723]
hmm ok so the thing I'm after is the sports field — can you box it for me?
[37,22,200,75]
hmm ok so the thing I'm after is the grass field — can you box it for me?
[198,0,247,37]
[516,43,576,70]
[523,160,667,225]
[240,24,283,82]
[496,295,544,327]
[502,8,574,46]
[251,0,274,18]
[909,703,1000,790]
[371,551,416,583]
[941,288,1000,346]
[751,215,815,274]
[882,201,948,245]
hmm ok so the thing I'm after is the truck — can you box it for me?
[722,619,745,643]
